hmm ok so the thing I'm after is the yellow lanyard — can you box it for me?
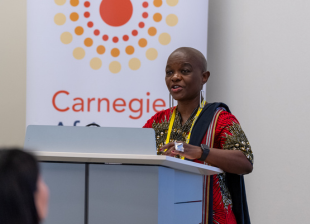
[165,100,206,159]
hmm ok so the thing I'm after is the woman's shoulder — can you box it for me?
[213,108,240,142]
[215,109,254,164]
[143,108,173,128]
[217,110,240,126]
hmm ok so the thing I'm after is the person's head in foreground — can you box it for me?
[0,148,49,224]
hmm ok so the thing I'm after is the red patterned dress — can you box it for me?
[143,106,253,224]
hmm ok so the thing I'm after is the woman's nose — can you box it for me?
[171,72,181,81]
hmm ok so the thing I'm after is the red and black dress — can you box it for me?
[143,103,253,224]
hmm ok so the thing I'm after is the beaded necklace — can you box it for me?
[165,100,206,159]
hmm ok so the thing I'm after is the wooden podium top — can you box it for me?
[34,151,223,176]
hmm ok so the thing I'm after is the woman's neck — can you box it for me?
[177,96,201,125]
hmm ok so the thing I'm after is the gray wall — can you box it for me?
[207,1,310,223]
[1,1,310,223]
[0,0,27,146]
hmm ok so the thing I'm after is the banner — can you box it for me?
[27,0,209,127]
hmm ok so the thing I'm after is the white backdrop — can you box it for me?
[26,0,209,127]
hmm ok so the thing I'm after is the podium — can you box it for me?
[25,126,222,224]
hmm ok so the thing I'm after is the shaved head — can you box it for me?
[165,47,210,102]
[168,47,207,72]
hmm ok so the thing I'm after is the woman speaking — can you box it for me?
[143,47,253,224]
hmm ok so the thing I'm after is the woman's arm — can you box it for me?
[205,147,253,174]
[160,142,253,175]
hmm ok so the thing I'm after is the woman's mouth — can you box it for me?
[171,85,183,92]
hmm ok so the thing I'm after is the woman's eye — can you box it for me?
[182,69,190,73]
[166,71,173,76]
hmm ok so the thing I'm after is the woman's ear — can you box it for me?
[35,176,49,221]
[202,71,210,84]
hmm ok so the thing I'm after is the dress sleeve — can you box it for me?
[143,116,154,128]
[142,109,172,128]
[143,112,161,128]
[214,111,254,165]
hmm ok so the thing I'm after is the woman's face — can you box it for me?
[34,176,49,221]
[165,51,209,103]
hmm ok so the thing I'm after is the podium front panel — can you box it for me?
[36,152,210,224]
[174,170,203,203]
[40,162,85,224]
[89,165,161,224]
[174,202,203,224]
[88,164,202,224]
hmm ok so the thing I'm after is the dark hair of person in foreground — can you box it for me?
[0,149,41,224]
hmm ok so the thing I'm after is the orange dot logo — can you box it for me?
[54,0,179,73]
[100,0,133,27]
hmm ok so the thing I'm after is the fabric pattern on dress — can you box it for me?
[211,111,253,224]
[214,111,254,164]
[143,107,253,224]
